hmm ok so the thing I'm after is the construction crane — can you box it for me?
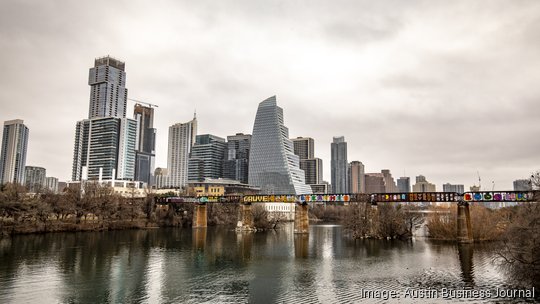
[128,98,159,108]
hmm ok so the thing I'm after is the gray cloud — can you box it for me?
[0,0,539,190]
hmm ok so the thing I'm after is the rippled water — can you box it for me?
[0,223,537,303]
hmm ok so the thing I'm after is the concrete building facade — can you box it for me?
[348,161,365,193]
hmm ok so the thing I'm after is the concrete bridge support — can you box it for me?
[294,202,309,234]
[457,201,473,243]
[193,204,208,228]
[237,203,254,231]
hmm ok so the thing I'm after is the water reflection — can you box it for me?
[0,224,521,303]
[458,243,475,286]
[294,234,309,258]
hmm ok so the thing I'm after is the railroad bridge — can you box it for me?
[156,191,537,242]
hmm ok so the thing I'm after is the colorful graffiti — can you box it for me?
[463,191,534,202]
[241,194,352,203]
[372,192,457,203]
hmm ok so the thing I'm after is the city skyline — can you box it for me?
[1,1,540,189]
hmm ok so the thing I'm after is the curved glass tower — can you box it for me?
[248,96,312,195]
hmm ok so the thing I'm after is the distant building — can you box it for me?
[248,96,311,195]
[310,182,330,194]
[331,136,348,193]
[513,179,532,191]
[154,167,172,189]
[300,158,323,185]
[469,185,480,192]
[223,133,251,184]
[24,166,46,193]
[381,169,398,193]
[348,161,365,193]
[397,177,410,193]
[412,175,436,192]
[134,104,156,185]
[292,137,314,159]
[292,137,322,186]
[167,115,197,188]
[45,177,59,193]
[188,134,227,182]
[0,119,29,185]
[187,178,260,196]
[443,183,465,193]
[365,173,385,193]
[57,182,68,193]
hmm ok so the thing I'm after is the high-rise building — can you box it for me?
[133,104,156,184]
[381,169,398,193]
[188,134,227,182]
[24,166,46,193]
[72,57,137,182]
[348,161,365,193]
[331,136,348,193]
[292,137,314,160]
[292,136,322,186]
[167,115,197,188]
[72,117,137,181]
[300,158,323,185]
[365,173,386,193]
[412,175,436,192]
[397,177,410,193]
[443,183,465,193]
[45,177,59,193]
[0,119,29,185]
[88,56,127,119]
[248,96,311,195]
[513,179,532,191]
[223,133,251,184]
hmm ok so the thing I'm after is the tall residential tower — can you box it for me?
[331,136,348,193]
[167,115,197,188]
[0,119,29,185]
[72,56,138,182]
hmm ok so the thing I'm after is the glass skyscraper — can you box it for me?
[72,56,137,182]
[167,115,197,188]
[133,104,156,184]
[0,119,29,185]
[188,134,226,182]
[248,96,311,195]
[223,133,251,184]
[88,56,127,119]
[331,136,348,193]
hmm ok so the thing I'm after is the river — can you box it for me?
[0,223,536,303]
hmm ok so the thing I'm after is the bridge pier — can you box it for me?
[236,203,255,231]
[193,204,208,228]
[456,201,473,243]
[294,202,309,234]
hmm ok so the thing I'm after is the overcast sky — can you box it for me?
[1,0,539,190]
